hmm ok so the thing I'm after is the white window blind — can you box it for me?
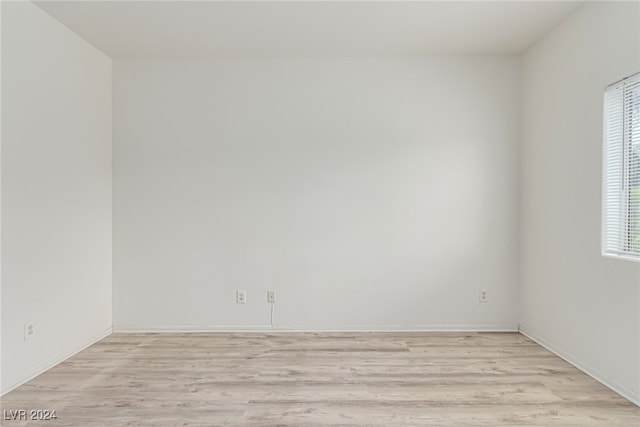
[603,71,640,261]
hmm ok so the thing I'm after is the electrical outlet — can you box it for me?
[267,290,276,303]
[479,289,488,303]
[236,290,247,304]
[24,322,35,341]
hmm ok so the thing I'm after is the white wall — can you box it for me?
[1,2,112,393]
[520,1,640,405]
[113,58,520,331]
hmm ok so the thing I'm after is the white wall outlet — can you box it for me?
[236,289,247,304]
[24,322,35,341]
[479,289,488,303]
[267,290,276,303]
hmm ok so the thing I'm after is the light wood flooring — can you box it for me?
[1,332,639,426]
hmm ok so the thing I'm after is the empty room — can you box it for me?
[1,0,639,425]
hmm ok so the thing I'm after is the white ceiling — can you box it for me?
[34,1,585,58]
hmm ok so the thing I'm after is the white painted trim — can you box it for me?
[114,324,519,333]
[519,324,640,407]
[1,327,113,396]
[601,252,640,263]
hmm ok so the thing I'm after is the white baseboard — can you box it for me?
[113,323,519,333]
[519,324,640,407]
[1,327,113,396]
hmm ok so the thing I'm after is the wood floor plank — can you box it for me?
[1,332,638,426]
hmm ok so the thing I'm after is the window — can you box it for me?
[603,72,640,261]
